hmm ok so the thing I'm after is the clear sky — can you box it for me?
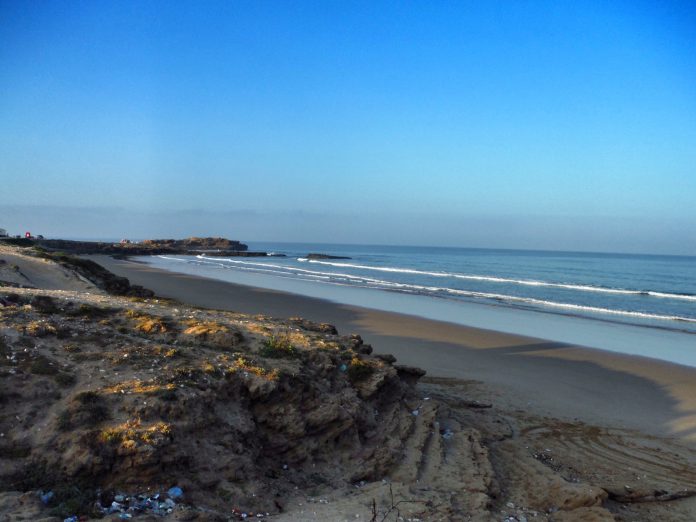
[1,0,695,254]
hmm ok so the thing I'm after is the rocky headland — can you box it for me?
[0,237,268,257]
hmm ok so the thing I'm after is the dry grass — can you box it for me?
[229,356,280,381]
[23,320,58,337]
[245,322,271,335]
[316,339,343,351]
[347,356,375,382]
[181,319,244,349]
[125,310,172,334]
[183,319,229,336]
[103,379,176,395]
[98,419,172,447]
[135,317,170,334]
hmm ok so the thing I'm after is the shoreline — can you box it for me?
[93,254,696,445]
[142,252,696,367]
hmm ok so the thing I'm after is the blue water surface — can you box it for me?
[141,242,696,366]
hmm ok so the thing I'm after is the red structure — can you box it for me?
[25,232,32,238]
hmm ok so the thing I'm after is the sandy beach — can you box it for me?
[4,243,696,521]
[93,255,696,446]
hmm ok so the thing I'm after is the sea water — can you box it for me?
[142,243,696,367]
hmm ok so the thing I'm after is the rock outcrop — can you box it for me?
[306,253,351,260]
[0,291,425,519]
[2,237,252,256]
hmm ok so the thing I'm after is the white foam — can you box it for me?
[181,255,696,325]
[370,280,696,324]
[297,259,696,302]
[199,256,387,284]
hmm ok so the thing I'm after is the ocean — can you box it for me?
[142,242,696,367]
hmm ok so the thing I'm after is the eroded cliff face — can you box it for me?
[0,290,430,519]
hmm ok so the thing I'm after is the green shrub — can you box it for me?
[259,334,297,359]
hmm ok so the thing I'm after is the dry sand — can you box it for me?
[0,244,98,293]
[93,255,696,446]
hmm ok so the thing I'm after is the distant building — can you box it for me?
[0,228,7,237]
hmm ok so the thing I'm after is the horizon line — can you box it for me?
[29,235,696,260]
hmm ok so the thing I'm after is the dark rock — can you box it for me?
[127,285,155,298]
[394,364,426,386]
[375,353,397,364]
[306,253,351,260]
[357,344,373,355]
[288,318,338,335]
[30,295,58,314]
[198,251,270,257]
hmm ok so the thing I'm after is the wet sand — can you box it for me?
[93,255,696,445]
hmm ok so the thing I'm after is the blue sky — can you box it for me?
[1,0,695,254]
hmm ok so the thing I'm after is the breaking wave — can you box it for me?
[177,255,696,326]
[297,259,696,302]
